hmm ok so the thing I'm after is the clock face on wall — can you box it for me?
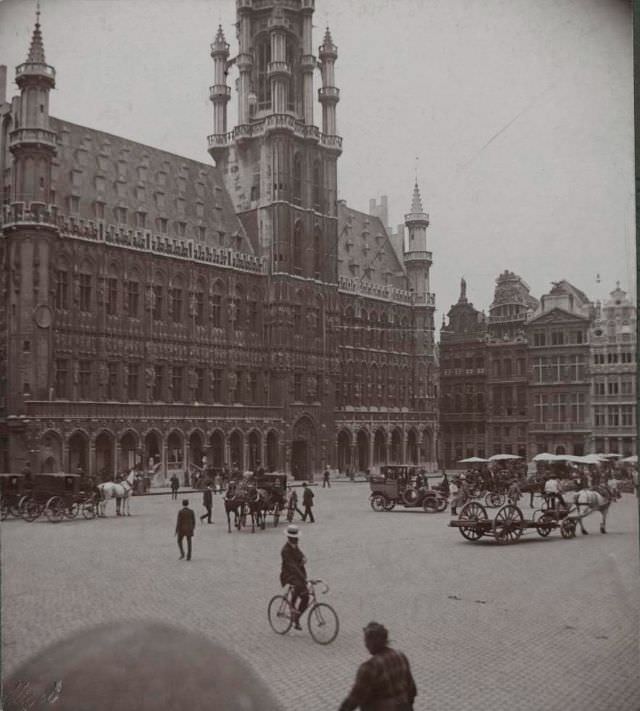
[33,304,52,329]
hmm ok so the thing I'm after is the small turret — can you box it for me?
[10,5,57,203]
[209,25,231,137]
[403,181,432,301]
[318,27,339,139]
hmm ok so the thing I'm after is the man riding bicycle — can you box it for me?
[280,524,309,630]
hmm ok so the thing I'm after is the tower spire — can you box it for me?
[27,1,46,64]
[410,180,424,213]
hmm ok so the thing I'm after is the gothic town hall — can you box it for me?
[0,1,438,482]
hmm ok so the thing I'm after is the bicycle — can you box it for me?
[268,579,339,645]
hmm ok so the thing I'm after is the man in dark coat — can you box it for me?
[200,483,214,524]
[280,525,309,630]
[322,468,331,488]
[175,499,196,561]
[339,622,417,711]
[170,474,179,500]
[301,482,315,522]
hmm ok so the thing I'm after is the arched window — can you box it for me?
[313,227,322,278]
[256,37,271,111]
[312,160,322,212]
[293,220,303,273]
[293,154,302,206]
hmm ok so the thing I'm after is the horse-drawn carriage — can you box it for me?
[224,472,287,532]
[20,473,97,523]
[369,465,448,513]
[0,473,27,520]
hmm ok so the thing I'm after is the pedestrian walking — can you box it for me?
[175,499,196,561]
[450,478,468,517]
[287,487,304,522]
[301,482,315,522]
[200,483,214,524]
[338,621,417,711]
[323,468,331,488]
[508,479,521,504]
[170,474,179,501]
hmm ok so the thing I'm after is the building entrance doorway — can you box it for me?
[291,440,308,480]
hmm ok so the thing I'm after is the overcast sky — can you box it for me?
[0,0,633,324]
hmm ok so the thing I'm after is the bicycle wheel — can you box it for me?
[268,595,293,635]
[307,602,339,645]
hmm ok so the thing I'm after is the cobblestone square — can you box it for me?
[2,485,639,710]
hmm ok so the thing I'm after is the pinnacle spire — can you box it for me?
[323,26,334,47]
[214,24,226,45]
[410,181,424,213]
[27,2,46,64]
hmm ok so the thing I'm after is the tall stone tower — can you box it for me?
[3,7,58,467]
[207,0,341,282]
[207,1,342,477]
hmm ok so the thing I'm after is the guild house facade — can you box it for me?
[0,1,437,481]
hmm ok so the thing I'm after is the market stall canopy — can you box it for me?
[579,454,607,465]
[532,453,558,462]
[620,455,637,463]
[457,457,488,463]
[488,454,522,461]
[597,453,622,459]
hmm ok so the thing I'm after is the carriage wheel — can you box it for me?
[45,496,66,523]
[22,498,42,522]
[536,512,554,537]
[458,501,488,541]
[272,503,281,527]
[436,497,448,513]
[493,504,524,544]
[267,595,293,635]
[9,500,22,518]
[370,495,387,512]
[560,519,577,539]
[383,498,396,511]
[82,501,97,520]
[485,492,505,509]
[422,496,439,513]
[307,602,340,645]
[0,498,9,520]
[65,502,81,519]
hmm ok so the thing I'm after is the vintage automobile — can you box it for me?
[369,465,447,513]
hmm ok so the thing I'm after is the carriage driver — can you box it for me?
[280,525,309,630]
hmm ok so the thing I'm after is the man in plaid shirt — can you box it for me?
[339,622,417,711]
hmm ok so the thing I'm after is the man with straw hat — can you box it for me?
[279,524,309,630]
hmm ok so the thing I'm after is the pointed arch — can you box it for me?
[313,225,322,278]
[293,219,303,273]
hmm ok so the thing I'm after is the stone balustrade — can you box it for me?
[9,127,57,149]
[208,115,340,151]
[1,202,265,275]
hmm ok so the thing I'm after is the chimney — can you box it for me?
[0,66,7,105]
[369,198,376,214]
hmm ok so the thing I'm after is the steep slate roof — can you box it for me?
[337,203,407,290]
[50,117,251,253]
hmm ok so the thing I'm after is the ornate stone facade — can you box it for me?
[439,280,488,467]
[589,285,636,456]
[0,2,437,479]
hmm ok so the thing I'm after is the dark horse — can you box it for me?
[224,482,266,533]
[224,482,244,533]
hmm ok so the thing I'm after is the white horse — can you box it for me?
[98,471,135,517]
[572,486,613,535]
